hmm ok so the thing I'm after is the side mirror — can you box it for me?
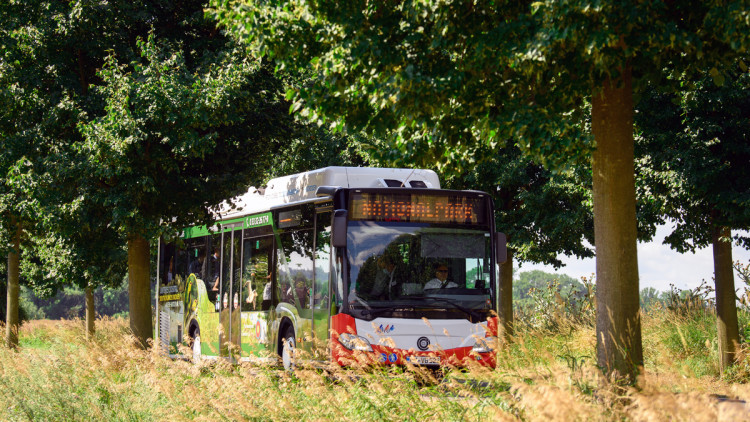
[332,209,348,248]
[495,232,507,265]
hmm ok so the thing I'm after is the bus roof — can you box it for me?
[216,167,441,220]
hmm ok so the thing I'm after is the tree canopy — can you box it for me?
[212,0,750,380]
[1,0,319,347]
[636,61,750,372]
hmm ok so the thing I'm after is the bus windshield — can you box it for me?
[345,221,494,322]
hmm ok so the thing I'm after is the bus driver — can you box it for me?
[424,264,458,290]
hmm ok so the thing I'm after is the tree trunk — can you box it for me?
[713,226,739,375]
[128,234,153,349]
[5,221,21,349]
[498,249,514,343]
[85,286,95,340]
[591,66,643,382]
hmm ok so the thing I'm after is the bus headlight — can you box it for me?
[472,336,498,353]
[338,333,374,352]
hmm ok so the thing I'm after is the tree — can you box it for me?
[0,1,57,347]
[1,0,164,347]
[445,145,594,341]
[212,0,749,380]
[636,63,750,374]
[639,287,662,312]
[1,0,310,348]
[515,270,583,306]
[21,224,127,339]
[79,36,299,348]
[266,129,370,179]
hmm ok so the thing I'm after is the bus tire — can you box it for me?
[280,325,296,371]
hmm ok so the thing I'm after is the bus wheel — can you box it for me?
[281,326,296,371]
[191,326,201,363]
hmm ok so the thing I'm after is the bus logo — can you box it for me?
[376,324,395,334]
[417,336,430,351]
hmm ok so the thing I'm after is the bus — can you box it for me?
[155,167,507,369]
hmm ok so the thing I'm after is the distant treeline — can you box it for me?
[1,268,727,321]
[513,269,709,313]
[16,285,129,321]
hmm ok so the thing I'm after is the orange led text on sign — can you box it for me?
[358,199,475,222]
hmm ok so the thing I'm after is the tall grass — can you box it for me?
[1,305,750,420]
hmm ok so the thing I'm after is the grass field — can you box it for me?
[1,309,749,421]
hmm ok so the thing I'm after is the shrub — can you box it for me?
[663,280,715,317]
[515,275,596,332]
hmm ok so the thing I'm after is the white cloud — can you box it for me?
[518,225,750,293]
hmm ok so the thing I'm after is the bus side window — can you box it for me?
[176,245,189,282]
[206,234,221,306]
[333,248,344,309]
[241,235,273,311]
[186,237,207,280]
[314,211,331,310]
[160,241,176,286]
[275,230,313,308]
[221,231,233,310]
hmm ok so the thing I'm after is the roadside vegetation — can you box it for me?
[2,273,750,421]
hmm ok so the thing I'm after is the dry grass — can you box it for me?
[0,314,748,421]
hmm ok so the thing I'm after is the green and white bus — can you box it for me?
[156,167,506,369]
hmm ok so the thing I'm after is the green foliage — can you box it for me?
[2,0,372,352]
[265,130,371,181]
[663,281,715,317]
[79,34,289,239]
[641,282,715,317]
[640,287,663,312]
[514,270,582,307]
[211,0,748,171]
[724,312,750,382]
[736,260,750,310]
[641,283,725,378]
[442,145,594,267]
[212,3,749,379]
[0,280,30,323]
[0,320,156,420]
[19,228,128,297]
[737,260,750,287]
[636,62,750,251]
[658,310,719,378]
[20,284,129,320]
[514,271,595,331]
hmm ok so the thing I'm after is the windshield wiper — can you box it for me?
[408,296,484,321]
[359,306,422,318]
[348,295,371,310]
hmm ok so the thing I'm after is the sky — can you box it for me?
[518,224,750,293]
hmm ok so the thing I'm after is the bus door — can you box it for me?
[240,234,274,358]
[312,207,332,359]
[220,225,242,358]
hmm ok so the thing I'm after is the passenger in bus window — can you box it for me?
[244,258,271,310]
[210,247,220,291]
[425,264,458,290]
[371,254,398,299]
[189,250,205,278]
[292,273,305,307]
[262,279,272,310]
[165,256,175,284]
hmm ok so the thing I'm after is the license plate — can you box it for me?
[408,355,441,365]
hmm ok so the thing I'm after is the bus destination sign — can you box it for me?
[350,192,486,224]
